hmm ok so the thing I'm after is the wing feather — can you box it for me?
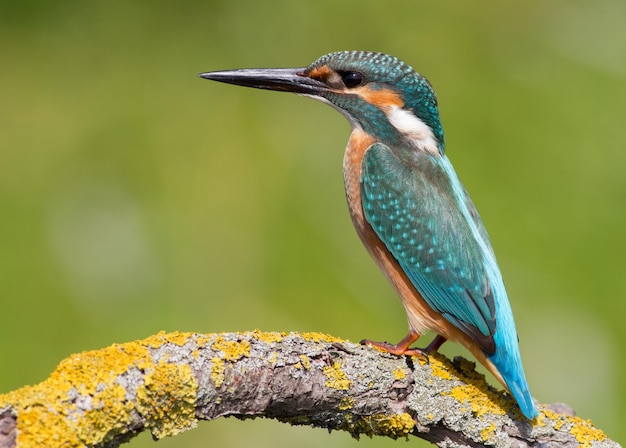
[361,143,496,353]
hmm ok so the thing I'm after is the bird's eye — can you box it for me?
[340,71,364,88]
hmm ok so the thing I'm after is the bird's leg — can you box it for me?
[361,330,420,355]
[424,334,447,352]
[361,332,447,357]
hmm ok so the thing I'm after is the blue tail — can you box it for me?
[489,307,537,419]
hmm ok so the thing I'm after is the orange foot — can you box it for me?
[361,331,446,357]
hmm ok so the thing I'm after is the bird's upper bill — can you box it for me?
[198,68,329,96]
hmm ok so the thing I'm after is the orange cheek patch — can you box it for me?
[355,86,404,109]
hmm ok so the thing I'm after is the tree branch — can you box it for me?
[0,331,618,447]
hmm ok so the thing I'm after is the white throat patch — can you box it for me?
[385,106,440,155]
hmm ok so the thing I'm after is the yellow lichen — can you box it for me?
[541,408,561,429]
[535,411,547,427]
[82,383,135,445]
[194,333,215,347]
[392,366,407,380]
[268,352,279,364]
[570,418,607,447]
[538,406,607,445]
[445,384,506,417]
[0,334,202,446]
[247,329,285,343]
[211,336,251,361]
[323,362,351,390]
[136,360,198,439]
[554,418,564,431]
[300,332,345,344]
[366,413,415,439]
[1,342,153,446]
[480,421,497,442]
[210,357,226,387]
[299,354,311,370]
[427,356,452,380]
[429,354,513,417]
[143,330,193,348]
[338,397,354,411]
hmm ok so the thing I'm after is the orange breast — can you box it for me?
[343,129,443,334]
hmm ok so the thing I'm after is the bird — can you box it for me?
[199,50,538,419]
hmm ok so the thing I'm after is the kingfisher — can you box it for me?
[199,51,538,419]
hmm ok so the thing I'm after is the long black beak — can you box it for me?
[198,68,328,95]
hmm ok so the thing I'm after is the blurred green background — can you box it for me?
[1,1,624,446]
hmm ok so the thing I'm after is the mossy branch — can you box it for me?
[0,331,618,448]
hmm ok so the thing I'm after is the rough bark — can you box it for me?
[0,331,618,448]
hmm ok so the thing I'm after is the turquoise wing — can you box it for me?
[361,143,497,354]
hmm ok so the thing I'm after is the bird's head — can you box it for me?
[200,51,444,155]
